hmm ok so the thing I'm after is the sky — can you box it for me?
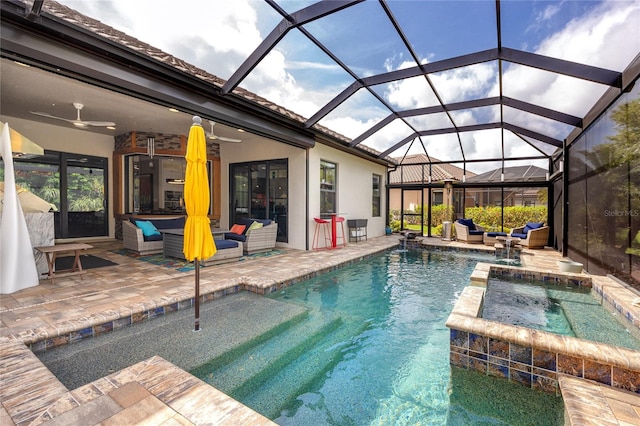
[57,0,640,173]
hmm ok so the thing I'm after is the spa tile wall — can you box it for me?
[450,328,640,395]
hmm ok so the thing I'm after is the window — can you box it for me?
[372,174,381,217]
[124,155,196,215]
[432,191,443,205]
[2,151,108,238]
[320,160,336,215]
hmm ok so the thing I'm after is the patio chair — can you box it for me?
[510,222,549,249]
[454,218,484,243]
[224,218,278,254]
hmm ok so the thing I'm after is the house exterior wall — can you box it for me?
[1,115,116,238]
[308,143,387,247]
[219,137,307,251]
[4,116,387,251]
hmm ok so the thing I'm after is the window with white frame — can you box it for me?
[320,160,336,215]
[372,173,381,217]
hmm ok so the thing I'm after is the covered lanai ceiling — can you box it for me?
[220,0,639,173]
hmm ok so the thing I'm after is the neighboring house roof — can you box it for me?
[465,165,547,183]
[389,154,476,184]
[43,1,394,164]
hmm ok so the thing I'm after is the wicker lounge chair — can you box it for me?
[454,219,485,243]
[510,222,549,249]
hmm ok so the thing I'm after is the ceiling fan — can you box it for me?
[207,120,242,143]
[30,103,116,128]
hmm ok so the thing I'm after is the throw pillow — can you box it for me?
[523,222,543,235]
[230,224,246,235]
[247,221,264,232]
[135,220,161,237]
[458,218,475,230]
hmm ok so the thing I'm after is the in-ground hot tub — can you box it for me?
[446,263,640,394]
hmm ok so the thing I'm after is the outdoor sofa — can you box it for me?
[224,218,278,254]
[454,218,485,243]
[510,222,549,249]
[122,216,185,255]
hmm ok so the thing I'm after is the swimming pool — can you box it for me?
[192,249,563,425]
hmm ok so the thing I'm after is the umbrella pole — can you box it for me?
[194,258,201,332]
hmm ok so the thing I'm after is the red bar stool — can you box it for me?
[335,216,347,247]
[312,217,331,250]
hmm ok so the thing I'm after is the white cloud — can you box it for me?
[540,3,562,22]
[59,0,263,79]
[538,1,639,70]
[526,3,562,34]
[430,63,497,103]
[322,116,379,140]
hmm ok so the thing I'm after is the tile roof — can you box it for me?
[388,154,475,184]
[465,165,547,183]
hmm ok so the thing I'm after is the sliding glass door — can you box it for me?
[63,154,108,237]
[230,159,288,242]
[4,151,108,238]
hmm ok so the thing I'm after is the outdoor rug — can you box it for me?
[55,254,118,270]
[113,249,287,272]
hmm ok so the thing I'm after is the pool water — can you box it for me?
[192,250,563,425]
[482,278,640,351]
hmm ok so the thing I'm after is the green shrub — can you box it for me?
[464,206,547,232]
[390,219,403,232]
[430,204,454,225]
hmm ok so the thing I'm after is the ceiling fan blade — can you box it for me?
[81,120,117,127]
[207,120,241,142]
[30,104,115,128]
[216,135,242,143]
[30,111,75,123]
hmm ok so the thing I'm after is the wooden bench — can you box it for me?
[34,243,93,284]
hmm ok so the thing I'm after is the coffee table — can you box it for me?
[161,228,229,258]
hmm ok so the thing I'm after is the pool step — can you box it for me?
[240,318,369,419]
[189,310,309,380]
[195,309,342,396]
[217,310,343,395]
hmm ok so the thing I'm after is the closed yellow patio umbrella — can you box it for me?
[183,116,215,331]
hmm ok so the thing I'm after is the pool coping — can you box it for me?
[0,337,275,425]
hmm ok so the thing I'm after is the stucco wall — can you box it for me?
[309,143,387,246]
